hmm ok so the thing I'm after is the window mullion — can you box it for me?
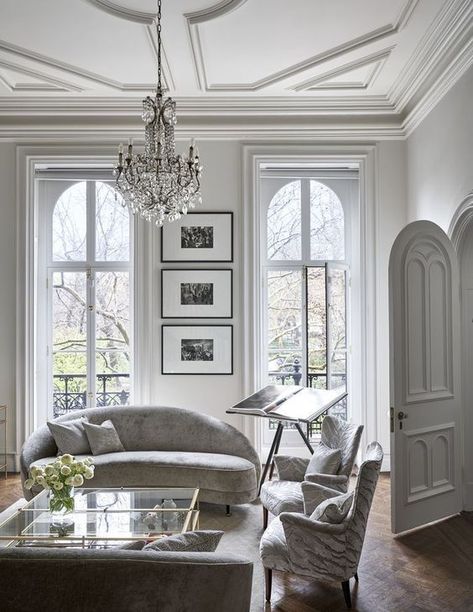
[86,181,96,408]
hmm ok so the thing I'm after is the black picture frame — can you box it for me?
[161,268,233,319]
[161,324,234,375]
[160,211,234,263]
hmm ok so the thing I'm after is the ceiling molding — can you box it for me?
[185,0,249,24]
[80,0,155,24]
[389,0,473,112]
[402,27,473,135]
[187,0,418,92]
[291,47,394,92]
[0,38,172,94]
[0,59,83,93]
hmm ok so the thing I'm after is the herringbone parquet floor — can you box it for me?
[1,474,473,611]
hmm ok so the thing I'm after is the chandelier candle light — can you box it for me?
[114,0,202,225]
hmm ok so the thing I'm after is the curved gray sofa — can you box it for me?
[20,405,261,505]
[0,548,253,612]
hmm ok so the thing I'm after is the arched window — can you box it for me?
[38,179,132,424]
[263,174,352,439]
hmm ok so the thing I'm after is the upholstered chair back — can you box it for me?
[344,441,383,575]
[320,416,364,477]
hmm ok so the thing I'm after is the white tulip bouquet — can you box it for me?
[24,454,95,513]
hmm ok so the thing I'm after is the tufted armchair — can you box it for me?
[260,442,383,608]
[260,416,363,528]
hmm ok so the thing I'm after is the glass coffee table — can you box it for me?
[0,487,199,548]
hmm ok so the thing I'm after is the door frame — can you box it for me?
[242,144,377,460]
[449,191,473,511]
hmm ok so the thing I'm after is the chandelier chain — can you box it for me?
[157,0,162,93]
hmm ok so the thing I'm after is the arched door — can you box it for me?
[389,221,462,533]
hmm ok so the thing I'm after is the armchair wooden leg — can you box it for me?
[263,506,268,529]
[341,581,352,608]
[354,572,359,582]
[226,505,232,516]
[265,568,272,602]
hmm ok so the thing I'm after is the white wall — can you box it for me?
[407,64,473,229]
[0,137,408,469]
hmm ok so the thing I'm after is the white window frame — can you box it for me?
[242,145,377,460]
[260,173,356,449]
[36,175,134,425]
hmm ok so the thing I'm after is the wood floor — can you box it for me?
[1,474,473,611]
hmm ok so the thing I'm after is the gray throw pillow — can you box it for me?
[305,442,341,477]
[47,418,91,455]
[83,419,125,455]
[143,530,223,553]
[119,540,146,550]
[311,491,353,524]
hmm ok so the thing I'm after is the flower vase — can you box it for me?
[49,486,75,534]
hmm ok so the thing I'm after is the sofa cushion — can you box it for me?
[30,451,257,494]
[311,491,353,524]
[305,442,341,477]
[47,418,91,455]
[144,530,223,553]
[84,420,125,455]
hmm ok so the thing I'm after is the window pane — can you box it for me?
[96,352,130,407]
[310,181,345,260]
[96,182,130,261]
[52,271,88,416]
[52,182,87,261]
[95,272,130,352]
[307,266,327,388]
[328,268,347,351]
[267,181,301,260]
[266,270,302,385]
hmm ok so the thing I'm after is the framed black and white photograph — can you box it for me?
[161,325,233,375]
[161,212,233,262]
[161,269,233,319]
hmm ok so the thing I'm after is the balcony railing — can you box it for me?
[53,373,130,418]
[268,363,347,436]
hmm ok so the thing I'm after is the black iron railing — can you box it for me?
[53,373,130,417]
[268,365,347,436]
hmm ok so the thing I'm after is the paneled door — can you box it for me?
[389,221,462,533]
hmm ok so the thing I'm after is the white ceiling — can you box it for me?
[0,0,471,137]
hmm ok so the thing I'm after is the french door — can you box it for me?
[36,178,133,425]
[262,263,349,448]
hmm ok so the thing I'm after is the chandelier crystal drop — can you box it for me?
[113,0,202,226]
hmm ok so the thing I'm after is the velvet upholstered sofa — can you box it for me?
[20,405,261,506]
[0,548,253,612]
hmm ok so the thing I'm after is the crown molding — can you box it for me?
[0,58,83,93]
[389,0,473,112]
[0,94,396,117]
[187,0,417,92]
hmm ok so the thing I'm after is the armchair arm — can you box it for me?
[301,481,343,516]
[20,425,57,499]
[280,512,348,580]
[274,455,309,482]
[304,472,349,492]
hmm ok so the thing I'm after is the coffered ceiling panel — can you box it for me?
[0,0,471,136]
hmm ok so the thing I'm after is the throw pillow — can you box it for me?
[119,540,146,550]
[311,491,354,524]
[47,418,91,455]
[143,530,224,553]
[83,419,125,455]
[305,442,341,477]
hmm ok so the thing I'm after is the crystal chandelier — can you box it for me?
[114,0,202,226]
